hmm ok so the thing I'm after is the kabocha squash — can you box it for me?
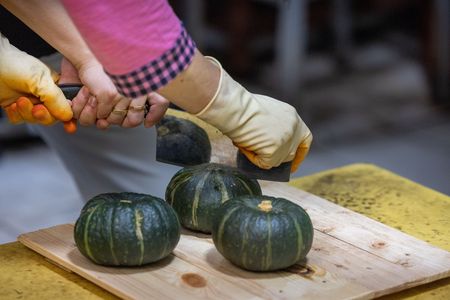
[212,195,314,271]
[74,192,180,266]
[156,115,211,166]
[166,163,262,233]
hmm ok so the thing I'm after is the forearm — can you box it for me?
[0,0,94,69]
[60,0,218,113]
[157,50,220,114]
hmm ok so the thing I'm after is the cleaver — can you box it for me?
[157,108,291,182]
[59,84,291,182]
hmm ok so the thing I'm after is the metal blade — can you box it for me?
[156,109,292,182]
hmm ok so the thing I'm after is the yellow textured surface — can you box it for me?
[290,163,450,299]
[0,242,117,300]
[0,163,448,299]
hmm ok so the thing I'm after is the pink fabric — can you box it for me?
[61,0,182,74]
[108,26,196,97]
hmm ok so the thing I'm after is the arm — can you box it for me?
[61,0,312,170]
[60,0,312,171]
[60,0,216,114]
[0,0,120,119]
[2,0,217,115]
[0,0,92,70]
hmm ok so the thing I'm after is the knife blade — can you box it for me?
[156,108,292,182]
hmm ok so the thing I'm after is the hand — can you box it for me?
[0,35,72,122]
[100,92,170,128]
[75,59,123,121]
[196,57,312,172]
[62,57,169,129]
[60,57,116,129]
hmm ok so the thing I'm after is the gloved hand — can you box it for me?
[0,34,73,123]
[196,57,312,172]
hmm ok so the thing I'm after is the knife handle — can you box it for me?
[236,152,291,182]
[58,84,161,119]
[59,84,83,100]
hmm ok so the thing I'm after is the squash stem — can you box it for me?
[258,200,273,212]
[157,126,170,136]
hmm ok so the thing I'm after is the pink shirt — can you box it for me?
[61,0,196,97]
[62,0,182,74]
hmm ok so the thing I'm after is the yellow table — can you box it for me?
[1,163,449,299]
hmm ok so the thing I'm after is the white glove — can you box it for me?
[196,57,312,171]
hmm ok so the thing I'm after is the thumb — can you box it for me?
[236,146,272,170]
[290,133,313,173]
[34,71,73,122]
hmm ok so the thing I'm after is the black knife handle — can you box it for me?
[236,151,291,182]
[59,84,83,100]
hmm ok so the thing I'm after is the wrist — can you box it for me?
[68,51,98,72]
[157,50,220,114]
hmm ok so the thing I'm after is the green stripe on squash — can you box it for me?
[212,195,314,272]
[74,192,180,266]
[165,163,262,233]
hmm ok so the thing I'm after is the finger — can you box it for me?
[16,97,37,123]
[236,146,272,170]
[122,96,147,128]
[71,86,91,119]
[27,97,42,105]
[78,95,98,126]
[36,76,73,121]
[32,104,57,125]
[106,97,131,125]
[96,119,110,130]
[74,60,120,119]
[3,103,24,124]
[63,119,78,134]
[144,93,170,128]
[95,91,122,119]
[290,133,313,173]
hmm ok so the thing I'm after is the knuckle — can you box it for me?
[127,117,143,127]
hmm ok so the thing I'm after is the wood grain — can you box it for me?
[18,183,450,300]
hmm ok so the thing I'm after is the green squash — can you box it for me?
[156,115,211,166]
[165,163,262,233]
[212,195,314,271]
[74,192,181,266]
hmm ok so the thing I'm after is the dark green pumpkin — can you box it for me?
[156,115,211,166]
[212,195,314,271]
[165,163,262,233]
[74,192,180,266]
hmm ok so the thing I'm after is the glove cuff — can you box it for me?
[194,56,224,117]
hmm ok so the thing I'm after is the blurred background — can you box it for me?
[0,0,449,243]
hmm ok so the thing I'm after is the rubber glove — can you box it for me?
[0,34,73,122]
[196,57,312,172]
[3,96,57,125]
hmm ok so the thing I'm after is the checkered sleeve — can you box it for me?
[107,26,196,98]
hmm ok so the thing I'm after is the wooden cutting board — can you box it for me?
[18,181,450,300]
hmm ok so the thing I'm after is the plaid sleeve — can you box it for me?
[107,26,196,98]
